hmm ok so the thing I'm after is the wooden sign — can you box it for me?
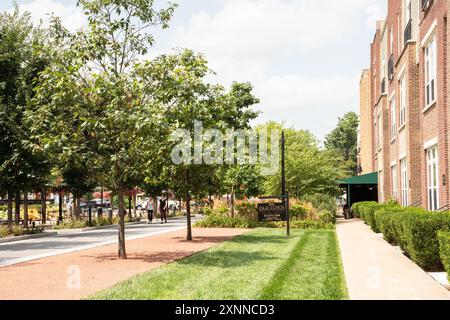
[257,202,287,222]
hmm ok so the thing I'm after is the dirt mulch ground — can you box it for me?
[0,228,248,300]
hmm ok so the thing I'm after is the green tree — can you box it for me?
[263,123,345,198]
[224,165,265,217]
[0,6,51,227]
[324,112,359,175]
[30,0,176,259]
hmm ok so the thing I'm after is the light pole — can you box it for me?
[281,131,290,236]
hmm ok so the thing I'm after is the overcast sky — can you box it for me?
[1,0,387,140]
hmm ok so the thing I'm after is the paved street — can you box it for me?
[0,217,199,267]
[0,227,246,300]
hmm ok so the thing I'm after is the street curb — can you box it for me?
[0,232,58,244]
[55,221,144,234]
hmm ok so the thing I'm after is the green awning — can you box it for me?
[338,172,378,185]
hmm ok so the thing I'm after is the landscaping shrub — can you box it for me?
[318,210,336,224]
[401,211,450,271]
[236,202,257,219]
[290,204,308,220]
[350,201,377,219]
[438,231,450,281]
[0,225,44,238]
[301,194,337,214]
[358,202,382,231]
[0,225,9,238]
[194,214,258,229]
[290,220,334,230]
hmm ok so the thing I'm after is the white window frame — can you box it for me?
[399,76,407,127]
[426,146,439,211]
[425,35,437,108]
[390,95,397,139]
[391,164,398,200]
[400,158,409,206]
[405,0,411,23]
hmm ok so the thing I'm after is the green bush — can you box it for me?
[236,202,257,219]
[438,231,450,281]
[290,204,308,220]
[0,225,9,238]
[358,202,382,232]
[302,194,337,214]
[318,210,336,224]
[351,201,377,219]
[0,225,44,238]
[194,214,258,229]
[290,220,334,230]
[401,211,450,271]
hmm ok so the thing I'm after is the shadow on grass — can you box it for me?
[177,250,276,268]
[233,234,293,245]
[84,251,197,263]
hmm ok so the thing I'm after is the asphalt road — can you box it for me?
[0,217,197,267]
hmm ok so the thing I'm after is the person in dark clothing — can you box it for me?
[159,197,168,224]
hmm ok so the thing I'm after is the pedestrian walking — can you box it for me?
[146,199,154,224]
[159,197,168,224]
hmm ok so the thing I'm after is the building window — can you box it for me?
[390,28,394,55]
[390,96,397,139]
[426,146,439,211]
[391,164,398,200]
[400,158,409,206]
[399,77,407,127]
[405,0,412,22]
[425,35,437,107]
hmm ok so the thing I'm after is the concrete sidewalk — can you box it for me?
[336,218,450,300]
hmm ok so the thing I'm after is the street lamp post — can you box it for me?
[281,131,290,236]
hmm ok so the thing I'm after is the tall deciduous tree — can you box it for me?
[324,112,359,175]
[0,6,51,228]
[30,0,176,259]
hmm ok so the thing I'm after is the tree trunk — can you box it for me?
[41,190,47,224]
[58,191,63,224]
[23,191,29,228]
[179,197,182,213]
[231,191,235,218]
[209,194,214,209]
[186,193,192,241]
[133,192,137,217]
[7,191,13,227]
[118,186,127,259]
[74,196,81,220]
[128,196,132,218]
[152,196,158,217]
[108,192,114,224]
[14,190,20,225]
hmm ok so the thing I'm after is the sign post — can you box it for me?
[257,130,290,236]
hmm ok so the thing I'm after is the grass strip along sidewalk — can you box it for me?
[91,229,348,300]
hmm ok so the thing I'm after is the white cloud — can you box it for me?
[17,0,86,31]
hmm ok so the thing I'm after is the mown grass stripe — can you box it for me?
[259,231,310,299]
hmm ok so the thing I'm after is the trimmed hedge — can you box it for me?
[438,231,450,281]
[357,201,450,271]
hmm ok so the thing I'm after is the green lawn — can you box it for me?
[91,228,348,300]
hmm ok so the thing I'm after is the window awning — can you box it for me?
[338,172,378,185]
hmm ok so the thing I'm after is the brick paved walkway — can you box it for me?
[0,228,247,300]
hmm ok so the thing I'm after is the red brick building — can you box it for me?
[360,0,450,210]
